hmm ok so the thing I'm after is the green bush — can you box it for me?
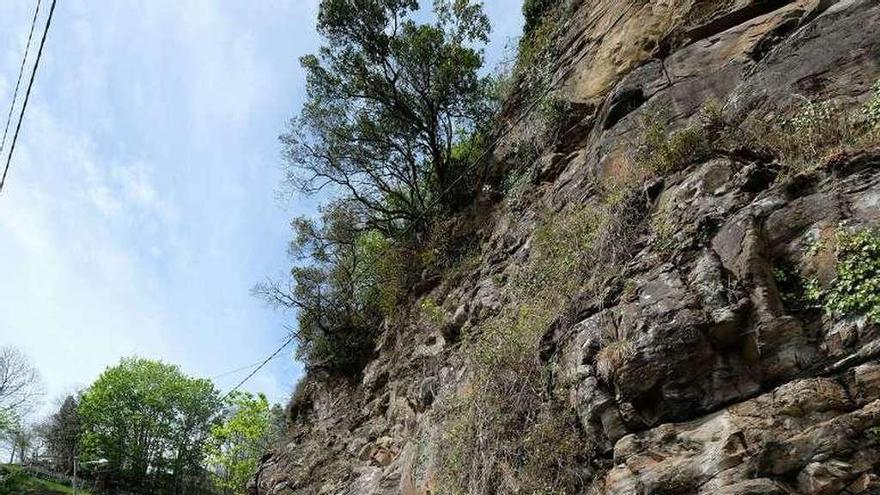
[823,227,880,322]
[775,227,880,322]
[865,81,880,130]
[522,0,558,36]
[0,466,27,494]
[539,94,573,144]
[635,108,711,175]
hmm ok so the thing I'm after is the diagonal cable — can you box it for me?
[0,0,58,193]
[0,0,42,157]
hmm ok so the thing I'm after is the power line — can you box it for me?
[0,0,41,157]
[210,352,287,380]
[0,0,58,194]
[219,335,294,402]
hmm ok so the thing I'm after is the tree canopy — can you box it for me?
[78,358,222,494]
[254,200,401,375]
[210,392,284,495]
[38,395,80,474]
[281,0,493,236]
[0,346,43,425]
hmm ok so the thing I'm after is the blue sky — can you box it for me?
[0,0,522,417]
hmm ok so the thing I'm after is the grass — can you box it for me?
[435,195,644,494]
[0,465,93,495]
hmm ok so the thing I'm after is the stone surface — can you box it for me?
[251,1,880,494]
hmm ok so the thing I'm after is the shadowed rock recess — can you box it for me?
[253,1,880,494]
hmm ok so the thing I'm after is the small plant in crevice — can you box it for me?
[539,93,574,144]
[772,262,821,313]
[864,80,880,130]
[595,336,635,383]
[632,107,712,176]
[650,210,678,254]
[822,227,880,322]
[419,297,447,328]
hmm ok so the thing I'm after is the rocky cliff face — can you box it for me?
[254,1,880,494]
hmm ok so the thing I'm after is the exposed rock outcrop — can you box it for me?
[253,1,880,493]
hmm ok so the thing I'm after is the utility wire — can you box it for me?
[210,353,287,380]
[0,0,58,194]
[219,335,294,402]
[0,0,41,157]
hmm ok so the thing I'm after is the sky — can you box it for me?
[0,0,523,419]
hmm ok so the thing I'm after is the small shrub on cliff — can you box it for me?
[823,227,880,322]
[740,93,880,175]
[864,81,880,130]
[539,94,573,144]
[634,108,711,175]
[771,99,852,166]
[437,202,632,494]
[596,336,635,383]
[253,201,414,375]
[419,297,446,328]
[522,0,559,36]
[772,262,822,313]
[776,226,880,323]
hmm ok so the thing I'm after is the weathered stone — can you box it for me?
[250,1,880,494]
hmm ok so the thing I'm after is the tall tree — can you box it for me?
[281,0,493,235]
[0,346,43,425]
[209,392,276,495]
[78,358,222,494]
[254,200,388,375]
[40,395,81,474]
[8,424,34,464]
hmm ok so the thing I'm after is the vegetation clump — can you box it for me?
[864,81,880,129]
[814,227,880,322]
[729,89,880,176]
[522,0,559,36]
[265,0,501,376]
[436,193,645,493]
[633,107,712,175]
[772,226,880,323]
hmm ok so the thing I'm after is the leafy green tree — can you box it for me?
[78,358,222,494]
[254,200,394,375]
[522,0,557,35]
[281,0,493,235]
[209,392,278,495]
[40,395,81,474]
